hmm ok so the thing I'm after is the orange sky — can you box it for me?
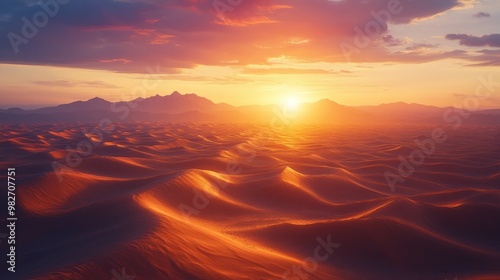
[0,0,499,109]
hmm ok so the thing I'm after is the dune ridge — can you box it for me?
[1,123,499,280]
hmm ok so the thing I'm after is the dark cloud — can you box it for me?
[446,34,500,47]
[405,43,438,50]
[466,49,500,66]
[472,12,490,18]
[387,48,500,67]
[0,0,481,73]
[381,35,404,47]
[387,0,473,24]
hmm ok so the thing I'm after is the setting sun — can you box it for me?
[285,96,301,110]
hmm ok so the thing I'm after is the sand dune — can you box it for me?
[1,123,499,280]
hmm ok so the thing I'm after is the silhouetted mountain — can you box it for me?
[14,92,233,116]
[356,102,449,122]
[5,107,25,114]
[130,91,233,114]
[298,99,371,124]
[32,97,112,114]
[478,109,500,115]
[0,93,499,124]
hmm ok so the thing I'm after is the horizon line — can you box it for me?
[2,91,500,111]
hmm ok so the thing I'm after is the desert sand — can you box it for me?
[1,122,499,280]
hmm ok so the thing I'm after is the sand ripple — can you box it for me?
[1,123,499,280]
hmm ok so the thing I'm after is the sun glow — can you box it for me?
[285,96,300,110]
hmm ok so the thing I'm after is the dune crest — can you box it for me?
[2,122,499,280]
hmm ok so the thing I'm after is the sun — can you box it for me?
[285,96,300,110]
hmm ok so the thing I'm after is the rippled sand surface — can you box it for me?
[1,123,499,280]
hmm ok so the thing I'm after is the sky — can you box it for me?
[0,0,499,109]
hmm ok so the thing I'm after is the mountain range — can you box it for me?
[1,91,499,125]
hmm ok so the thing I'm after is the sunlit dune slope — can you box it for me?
[1,122,499,280]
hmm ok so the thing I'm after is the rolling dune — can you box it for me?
[1,123,499,280]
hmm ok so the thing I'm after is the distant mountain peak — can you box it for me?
[6,107,24,113]
[314,98,342,107]
[318,98,335,103]
[124,91,225,114]
[88,97,107,102]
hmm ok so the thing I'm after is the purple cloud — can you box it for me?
[446,34,500,47]
[0,0,487,73]
[472,12,490,18]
